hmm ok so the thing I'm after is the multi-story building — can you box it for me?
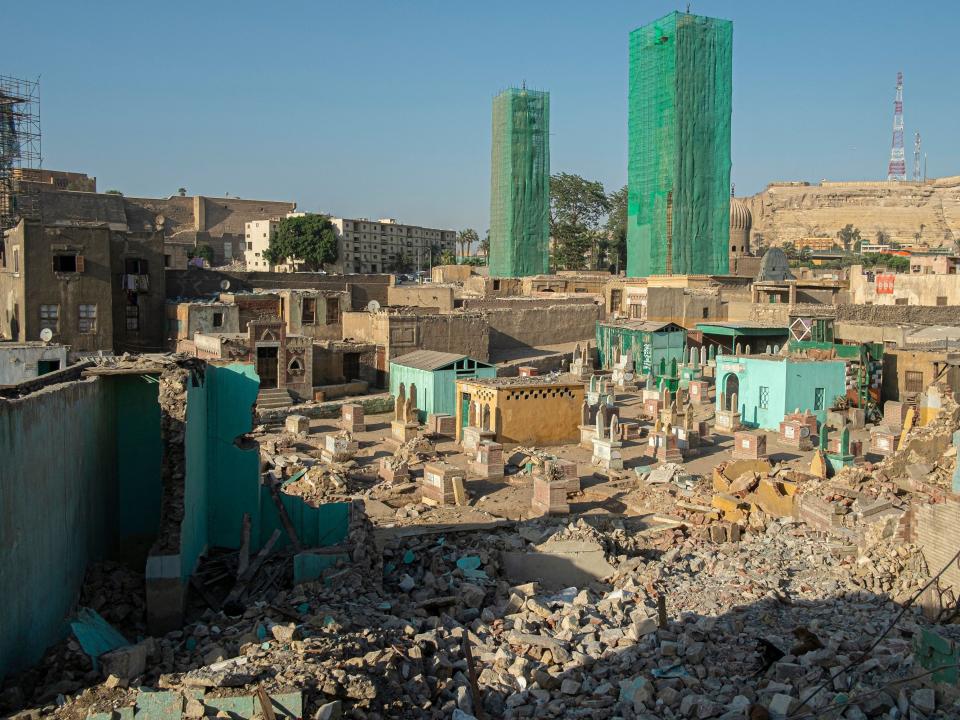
[329,217,455,274]
[0,186,166,356]
[627,11,732,277]
[11,168,97,192]
[488,88,551,278]
[243,213,305,271]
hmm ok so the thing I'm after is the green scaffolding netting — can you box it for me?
[489,88,550,278]
[627,12,732,277]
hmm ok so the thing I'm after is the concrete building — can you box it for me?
[849,264,960,306]
[488,88,550,278]
[0,187,167,356]
[908,252,959,275]
[122,195,297,269]
[328,217,455,274]
[627,11,732,277]
[243,214,308,271]
[0,342,69,385]
[11,168,96,192]
[716,353,847,430]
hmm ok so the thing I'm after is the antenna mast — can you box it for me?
[887,71,906,181]
[912,132,921,182]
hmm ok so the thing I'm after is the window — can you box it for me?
[325,297,340,325]
[13,248,19,273]
[164,254,172,268]
[213,312,224,328]
[40,304,59,333]
[936,296,948,306]
[492,279,501,291]
[247,242,253,251]
[78,304,97,333]
[813,387,825,411]
[895,298,908,306]
[905,371,924,393]
[302,298,317,324]
[53,254,79,273]
[125,303,139,331]
[758,386,769,409]
[124,257,148,274]
[702,307,709,319]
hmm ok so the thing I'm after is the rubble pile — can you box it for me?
[391,435,438,467]
[16,514,960,720]
[284,463,360,504]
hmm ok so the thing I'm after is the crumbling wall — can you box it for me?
[0,378,116,678]
[487,303,601,351]
[913,500,960,614]
[835,303,960,326]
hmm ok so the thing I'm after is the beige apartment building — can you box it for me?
[330,217,455,274]
[244,214,305,271]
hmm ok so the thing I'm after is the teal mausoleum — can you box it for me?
[389,350,496,422]
[715,353,847,430]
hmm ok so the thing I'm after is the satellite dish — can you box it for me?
[40,328,53,343]
[366,300,381,312]
[220,279,231,291]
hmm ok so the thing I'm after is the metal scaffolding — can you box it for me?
[1,74,41,233]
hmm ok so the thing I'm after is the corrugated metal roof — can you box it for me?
[599,321,683,332]
[390,350,475,371]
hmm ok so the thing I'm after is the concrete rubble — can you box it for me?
[8,507,960,720]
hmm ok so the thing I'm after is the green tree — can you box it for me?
[781,241,798,260]
[836,224,861,252]
[460,256,486,267]
[457,228,479,258]
[263,214,338,271]
[606,185,628,273]
[438,250,457,266]
[187,244,214,265]
[105,189,123,196]
[549,172,610,271]
[479,230,490,257]
[177,187,187,197]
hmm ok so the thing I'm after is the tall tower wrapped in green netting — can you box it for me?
[489,88,550,278]
[627,12,732,277]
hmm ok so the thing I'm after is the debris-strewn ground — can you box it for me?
[8,513,959,720]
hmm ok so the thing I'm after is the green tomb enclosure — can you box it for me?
[627,12,732,277]
[389,350,496,422]
[596,321,687,375]
[489,87,550,278]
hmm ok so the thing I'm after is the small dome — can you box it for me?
[730,197,752,231]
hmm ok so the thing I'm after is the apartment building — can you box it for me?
[329,217,455,274]
[243,213,309,271]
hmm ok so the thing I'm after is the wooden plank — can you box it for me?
[452,477,467,506]
[223,529,281,607]
[257,686,277,720]
[237,513,251,578]
[269,484,303,553]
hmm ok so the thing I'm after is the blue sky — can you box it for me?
[6,1,958,232]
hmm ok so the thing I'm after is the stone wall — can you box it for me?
[913,499,960,615]
[742,176,960,249]
[487,303,601,351]
[166,268,393,310]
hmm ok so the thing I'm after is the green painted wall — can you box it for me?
[114,376,162,545]
[715,355,846,430]
[596,323,687,374]
[181,380,209,580]
[389,359,495,422]
[203,364,263,551]
[0,378,116,679]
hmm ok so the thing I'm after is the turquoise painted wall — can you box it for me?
[114,376,162,545]
[389,359,495,421]
[181,380,209,581]
[716,356,846,430]
[203,364,263,551]
[0,378,116,679]
[596,324,686,374]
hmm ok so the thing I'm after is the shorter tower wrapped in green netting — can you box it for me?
[489,88,550,278]
[627,12,732,277]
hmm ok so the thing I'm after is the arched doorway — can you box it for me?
[723,373,739,411]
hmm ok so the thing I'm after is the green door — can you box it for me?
[460,392,471,428]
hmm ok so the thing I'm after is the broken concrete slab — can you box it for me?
[501,540,615,589]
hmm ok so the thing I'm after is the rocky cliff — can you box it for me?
[741,175,960,250]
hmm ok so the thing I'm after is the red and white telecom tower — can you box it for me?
[887,71,906,181]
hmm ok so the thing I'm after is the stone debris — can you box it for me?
[13,509,960,720]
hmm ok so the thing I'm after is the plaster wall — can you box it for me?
[0,344,69,384]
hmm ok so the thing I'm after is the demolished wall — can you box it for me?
[0,378,117,678]
[487,303,601,351]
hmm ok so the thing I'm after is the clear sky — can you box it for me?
[6,1,958,232]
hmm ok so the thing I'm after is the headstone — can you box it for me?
[285,415,310,435]
[340,404,365,433]
[469,440,504,479]
[421,462,464,506]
